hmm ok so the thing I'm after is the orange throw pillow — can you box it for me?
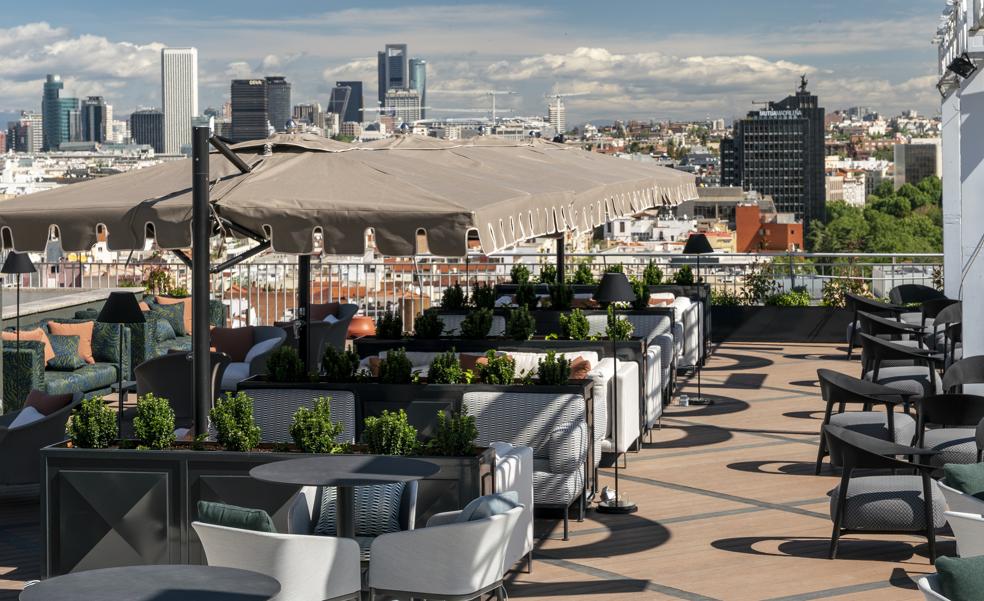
[2,329,55,363]
[48,321,95,364]
[138,301,151,312]
[569,357,592,380]
[460,353,489,374]
[156,296,193,335]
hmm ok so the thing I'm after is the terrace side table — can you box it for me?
[249,455,439,538]
[20,565,279,601]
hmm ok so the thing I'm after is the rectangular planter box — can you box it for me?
[40,444,493,577]
[710,305,853,342]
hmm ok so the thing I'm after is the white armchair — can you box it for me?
[939,481,984,515]
[491,441,534,573]
[945,511,984,557]
[192,521,361,601]
[367,505,523,601]
[597,358,640,457]
[918,575,949,601]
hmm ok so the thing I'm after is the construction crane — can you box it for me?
[426,90,517,122]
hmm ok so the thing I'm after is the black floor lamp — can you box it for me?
[594,272,638,514]
[682,233,714,405]
[97,292,145,437]
[2,252,37,350]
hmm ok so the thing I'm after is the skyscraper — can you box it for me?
[7,112,43,153]
[80,96,107,143]
[130,109,165,152]
[336,81,364,123]
[377,44,408,104]
[230,79,269,142]
[547,98,566,134]
[721,77,826,228]
[409,59,426,120]
[161,47,199,154]
[41,74,79,151]
[265,76,292,133]
[384,89,421,124]
[328,86,351,122]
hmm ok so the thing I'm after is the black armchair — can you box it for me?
[858,333,941,399]
[0,393,81,486]
[888,284,947,307]
[942,356,984,393]
[845,293,905,360]
[135,351,231,430]
[916,393,984,466]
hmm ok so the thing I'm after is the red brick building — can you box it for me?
[735,204,804,252]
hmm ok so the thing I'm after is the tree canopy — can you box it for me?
[808,176,942,253]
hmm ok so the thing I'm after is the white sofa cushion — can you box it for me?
[10,406,45,429]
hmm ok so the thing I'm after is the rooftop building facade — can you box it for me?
[129,109,165,153]
[231,79,269,143]
[384,88,422,124]
[894,138,942,188]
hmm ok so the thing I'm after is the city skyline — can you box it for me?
[0,1,940,124]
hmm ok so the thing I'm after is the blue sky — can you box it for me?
[0,0,944,124]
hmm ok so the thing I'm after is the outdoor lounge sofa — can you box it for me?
[0,392,81,486]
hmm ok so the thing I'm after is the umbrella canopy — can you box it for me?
[0,133,697,256]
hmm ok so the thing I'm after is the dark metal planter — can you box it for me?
[40,444,493,577]
[710,305,853,342]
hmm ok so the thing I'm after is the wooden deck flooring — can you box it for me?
[0,342,943,600]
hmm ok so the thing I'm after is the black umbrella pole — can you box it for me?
[298,254,311,371]
[192,126,212,436]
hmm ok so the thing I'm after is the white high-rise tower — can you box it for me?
[161,47,198,154]
[547,97,566,134]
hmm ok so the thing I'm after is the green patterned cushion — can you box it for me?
[92,322,121,363]
[944,463,984,500]
[47,335,86,371]
[156,318,177,341]
[197,500,276,533]
[151,304,186,337]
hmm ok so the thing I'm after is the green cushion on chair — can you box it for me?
[46,335,86,371]
[944,463,984,500]
[196,500,276,533]
[150,304,186,337]
[937,555,984,601]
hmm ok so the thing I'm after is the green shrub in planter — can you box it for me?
[711,289,744,307]
[643,260,663,285]
[537,351,571,385]
[427,407,478,457]
[321,347,361,382]
[571,261,595,285]
[742,268,780,305]
[290,396,345,454]
[67,396,118,449]
[673,265,695,285]
[210,391,261,452]
[606,305,634,341]
[631,278,650,310]
[169,286,190,298]
[477,350,516,384]
[414,311,444,339]
[605,263,624,274]
[375,310,403,339]
[821,279,870,308]
[560,308,590,340]
[506,306,535,341]
[267,345,306,383]
[363,409,418,456]
[378,348,414,384]
[548,281,573,310]
[510,264,530,285]
[133,393,176,450]
[470,283,497,310]
[515,281,538,310]
[460,308,493,339]
[429,350,469,384]
[766,289,811,307]
[441,282,467,310]
[539,264,558,285]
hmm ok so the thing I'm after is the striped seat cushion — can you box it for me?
[315,482,405,537]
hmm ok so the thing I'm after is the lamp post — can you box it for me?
[2,251,37,350]
[593,272,638,514]
[682,233,714,405]
[97,292,145,437]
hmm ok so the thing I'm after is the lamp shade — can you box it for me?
[97,292,146,324]
[594,272,635,304]
[1,251,36,274]
[683,233,714,255]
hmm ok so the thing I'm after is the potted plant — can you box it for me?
[459,308,493,339]
[470,283,497,311]
[66,396,118,449]
[505,307,535,341]
[413,312,444,339]
[132,393,176,450]
[375,310,404,340]
[441,282,467,310]
[559,309,590,340]
[290,396,346,454]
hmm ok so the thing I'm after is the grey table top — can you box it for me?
[20,565,280,601]
[249,454,439,487]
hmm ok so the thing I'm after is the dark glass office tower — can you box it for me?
[336,81,364,123]
[377,44,408,104]
[265,76,291,133]
[409,59,426,120]
[130,109,165,152]
[41,74,79,151]
[80,96,107,143]
[231,79,269,142]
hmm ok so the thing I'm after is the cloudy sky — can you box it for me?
[0,0,943,125]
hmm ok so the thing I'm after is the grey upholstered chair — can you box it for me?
[859,334,942,400]
[462,391,589,540]
[815,369,915,474]
[916,393,984,467]
[942,356,984,395]
[135,351,230,429]
[0,393,81,486]
[220,326,287,391]
[824,425,945,563]
[845,293,906,360]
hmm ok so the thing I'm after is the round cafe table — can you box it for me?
[249,455,439,538]
[20,565,279,601]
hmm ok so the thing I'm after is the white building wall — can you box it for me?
[942,92,962,300]
[958,70,984,357]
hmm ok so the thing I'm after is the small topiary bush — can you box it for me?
[631,278,650,310]
[560,308,590,340]
[290,396,345,454]
[711,289,744,307]
[210,391,261,452]
[375,310,403,339]
[539,264,558,285]
[427,407,478,456]
[515,281,538,310]
[571,261,595,285]
[363,409,418,456]
[321,347,361,382]
[605,263,624,274]
[821,279,870,308]
[133,393,176,450]
[643,260,663,285]
[470,283,497,310]
[378,348,414,384]
[510,264,530,285]
[441,282,467,310]
[67,396,118,449]
[766,289,811,307]
[606,305,634,341]
[673,265,695,285]
[506,306,536,341]
[267,345,306,383]
[548,281,573,310]
[414,311,444,339]
[537,351,571,385]
[460,308,493,339]
[428,350,468,384]
[477,350,516,385]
